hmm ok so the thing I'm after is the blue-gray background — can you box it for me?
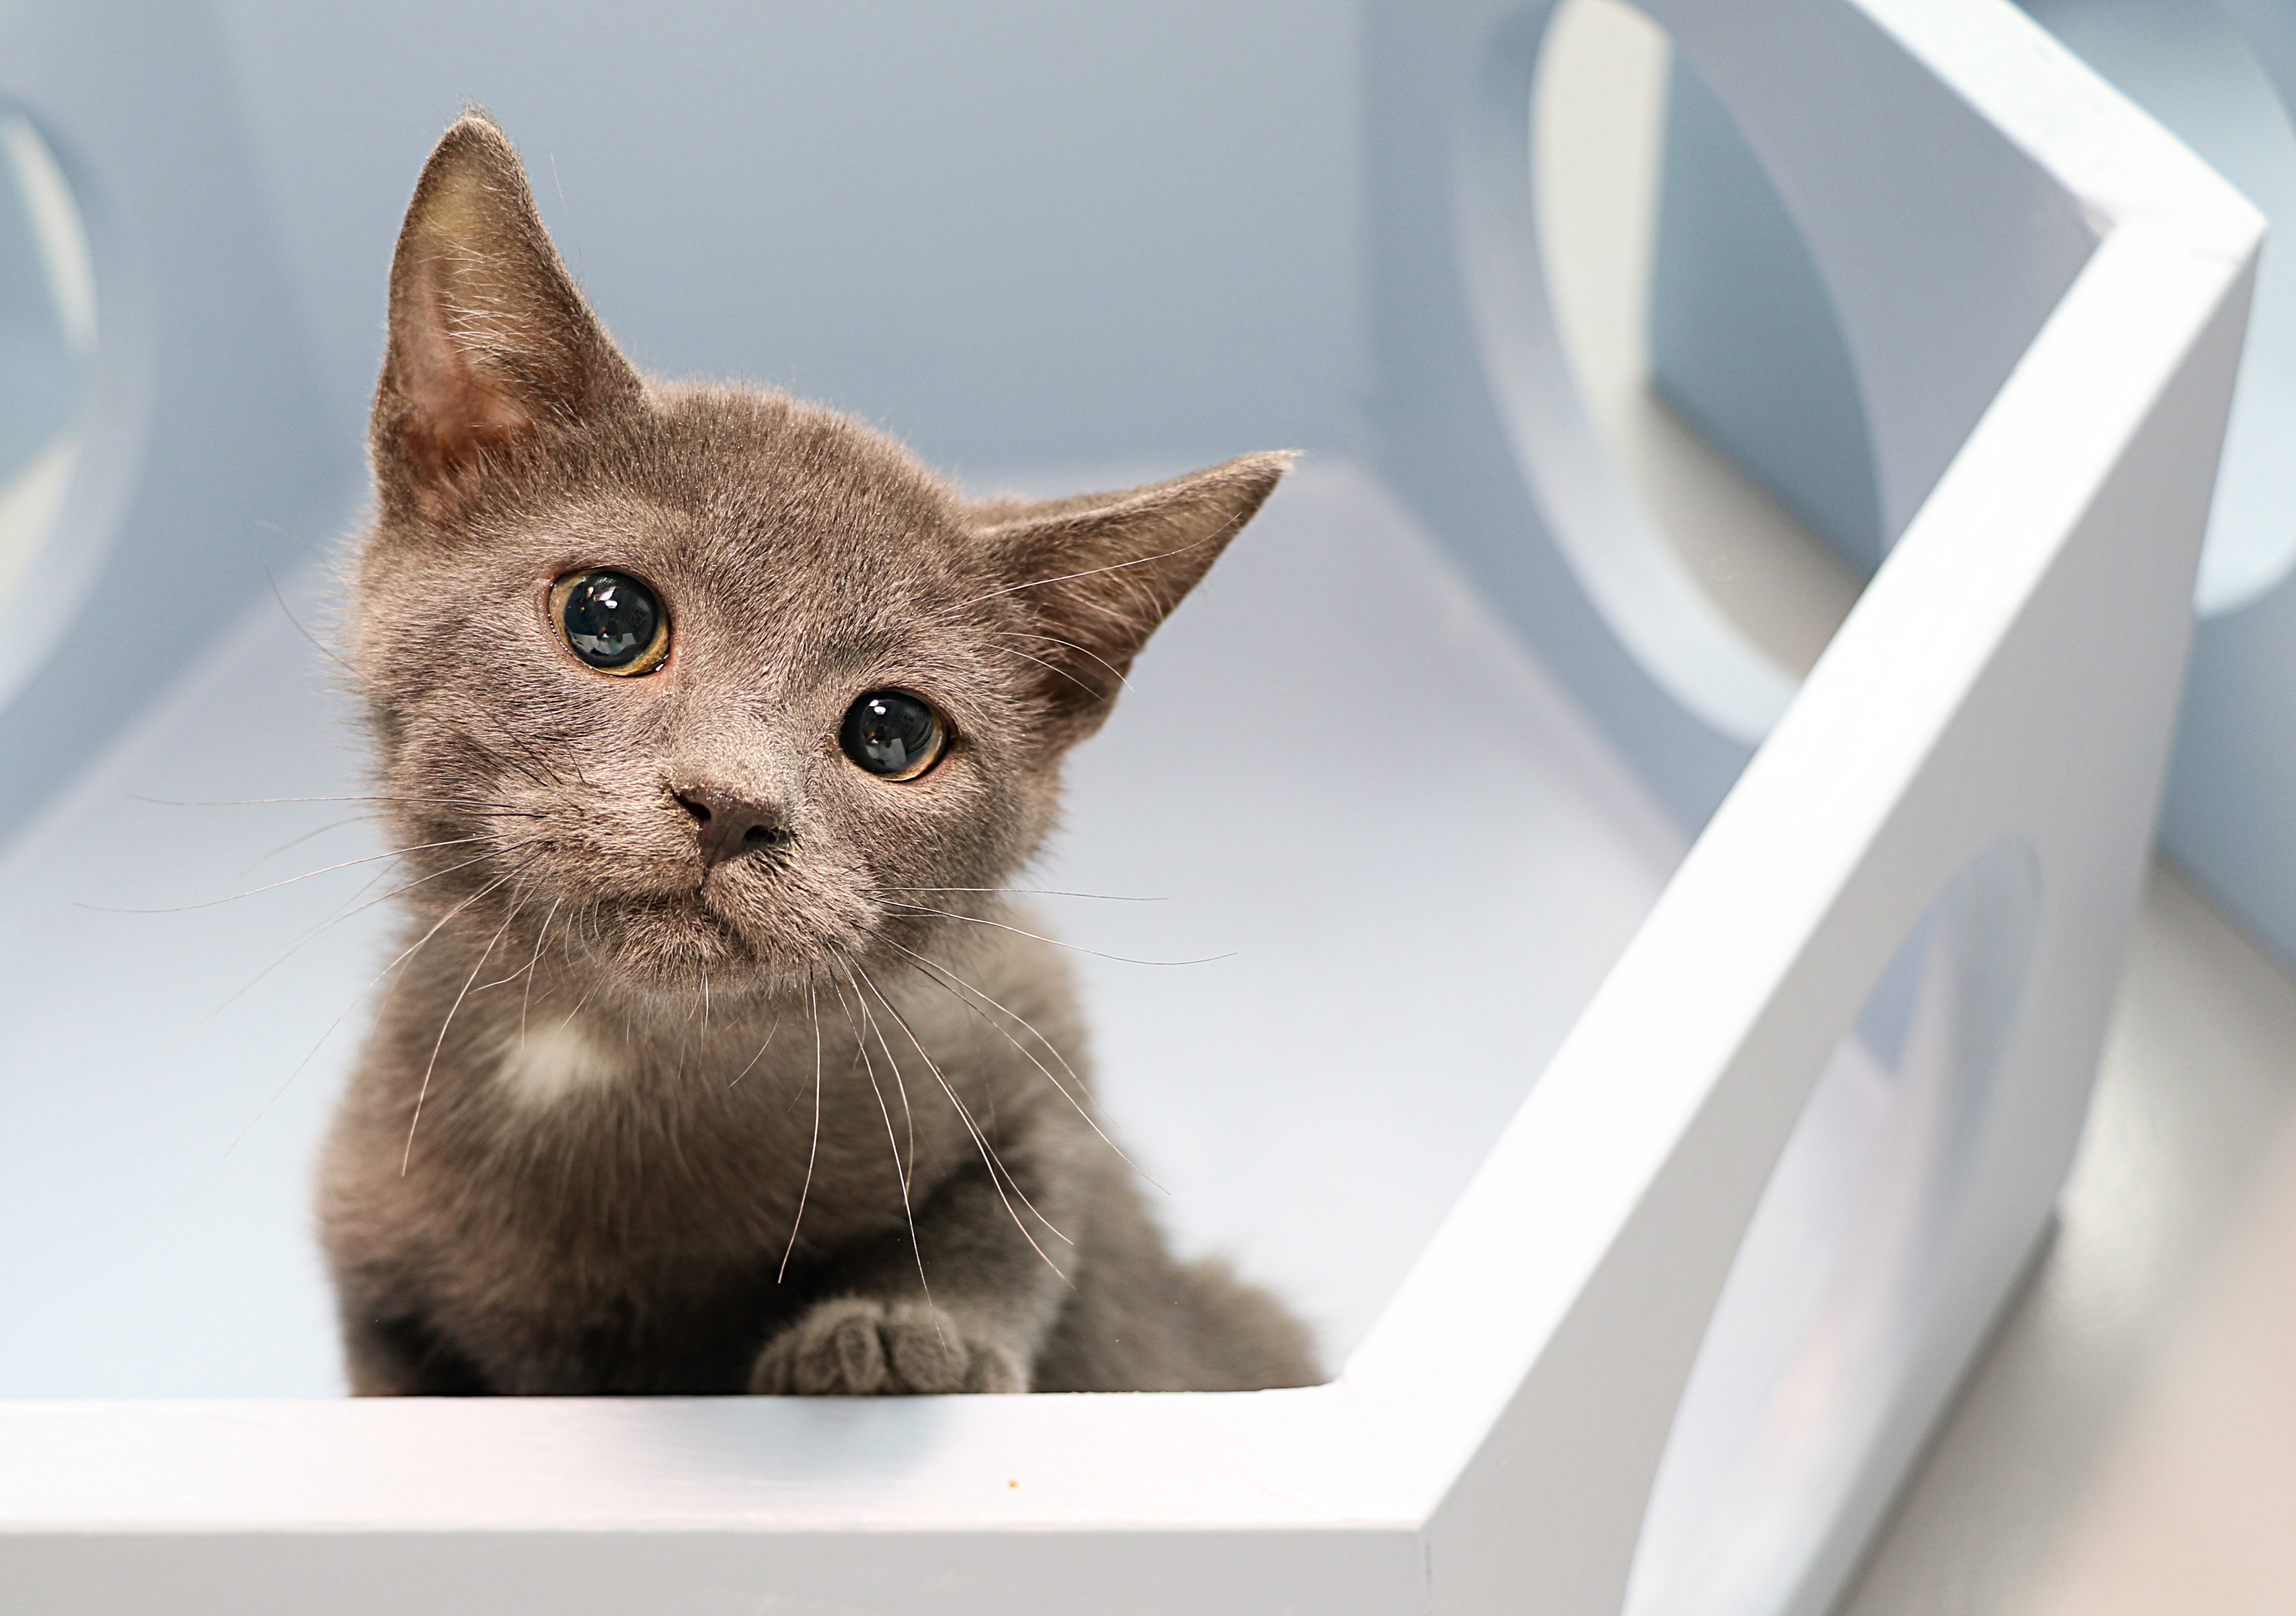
[216,0,1369,479]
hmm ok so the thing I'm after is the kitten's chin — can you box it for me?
[567,889,839,998]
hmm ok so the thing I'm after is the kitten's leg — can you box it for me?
[751,1149,1075,1396]
[338,1300,493,1396]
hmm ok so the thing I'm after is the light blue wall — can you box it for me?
[214,0,1370,479]
[0,0,345,843]
[1648,63,1883,576]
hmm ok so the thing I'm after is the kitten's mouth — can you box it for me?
[661,880,756,937]
[549,859,862,993]
[573,899,769,990]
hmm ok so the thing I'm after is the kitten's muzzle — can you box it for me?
[676,786,792,870]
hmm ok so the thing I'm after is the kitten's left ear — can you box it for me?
[373,111,641,503]
[975,452,1292,746]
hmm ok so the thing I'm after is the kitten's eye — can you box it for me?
[840,690,948,781]
[551,569,669,675]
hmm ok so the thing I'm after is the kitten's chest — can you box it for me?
[414,1097,890,1393]
[461,1043,921,1267]
[425,1013,938,1268]
[347,994,1004,1389]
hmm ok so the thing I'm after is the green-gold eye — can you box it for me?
[552,570,669,675]
[840,690,948,781]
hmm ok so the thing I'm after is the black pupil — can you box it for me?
[843,692,937,776]
[562,571,660,668]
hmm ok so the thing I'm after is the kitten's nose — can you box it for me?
[676,786,790,869]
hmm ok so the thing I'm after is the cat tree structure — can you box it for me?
[0,0,2260,1612]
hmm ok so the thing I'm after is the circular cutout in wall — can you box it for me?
[1629,838,2044,1616]
[1531,0,1867,688]
[0,107,96,599]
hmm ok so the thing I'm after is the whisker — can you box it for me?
[842,961,919,1188]
[519,895,563,1044]
[849,959,1072,1272]
[236,814,386,880]
[775,981,830,1285]
[993,641,1104,701]
[552,962,607,1040]
[175,866,391,1047]
[130,791,556,815]
[457,730,557,796]
[477,706,585,792]
[821,980,877,1169]
[470,961,540,993]
[402,880,532,1173]
[226,860,530,1155]
[878,900,1231,967]
[80,835,508,915]
[175,841,539,1045]
[880,937,1094,1096]
[960,529,1225,604]
[883,939,1163,1194]
[995,629,1133,692]
[266,565,353,673]
[726,1016,780,1087]
[876,886,1166,903]
[829,960,941,1333]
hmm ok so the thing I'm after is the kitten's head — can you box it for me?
[352,112,1286,998]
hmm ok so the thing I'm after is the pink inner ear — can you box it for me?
[395,261,537,478]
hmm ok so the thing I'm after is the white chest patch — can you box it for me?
[495,1021,622,1107]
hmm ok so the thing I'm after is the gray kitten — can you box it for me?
[315,113,1315,1397]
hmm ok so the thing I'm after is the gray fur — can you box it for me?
[317,111,1315,1396]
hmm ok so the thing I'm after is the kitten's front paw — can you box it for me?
[750,1298,1027,1395]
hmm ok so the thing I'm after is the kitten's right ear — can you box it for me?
[373,112,640,503]
[974,453,1291,748]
